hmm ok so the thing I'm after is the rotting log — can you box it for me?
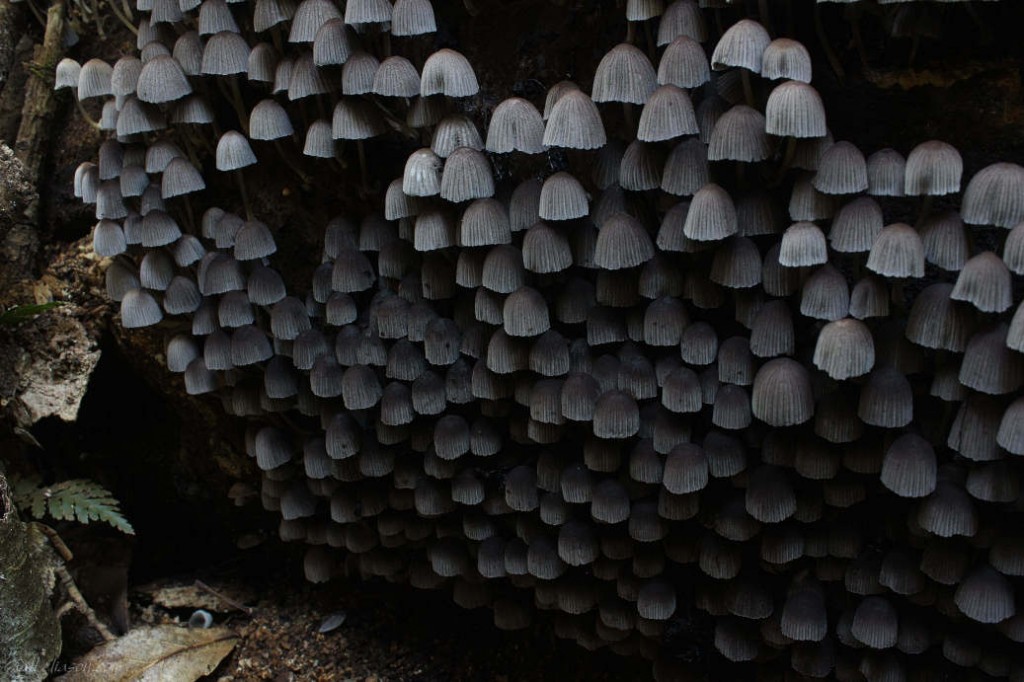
[15,0,64,196]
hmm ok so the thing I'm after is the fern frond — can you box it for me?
[39,479,135,535]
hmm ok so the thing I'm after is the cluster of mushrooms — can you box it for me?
[58,0,1024,679]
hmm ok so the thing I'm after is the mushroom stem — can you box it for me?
[224,76,249,136]
[774,136,797,184]
[107,0,137,35]
[626,22,636,45]
[235,168,254,221]
[274,138,312,186]
[814,4,846,84]
[758,0,774,36]
[356,139,370,194]
[182,194,197,234]
[643,20,656,63]
[622,102,636,137]
[740,69,755,109]
[915,195,934,229]
[74,97,101,130]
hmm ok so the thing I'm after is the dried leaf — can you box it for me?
[54,625,238,682]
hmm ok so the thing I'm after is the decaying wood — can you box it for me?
[14,0,65,195]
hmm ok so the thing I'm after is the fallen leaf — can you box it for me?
[54,625,237,682]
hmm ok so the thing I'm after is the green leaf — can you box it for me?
[0,301,65,326]
[47,480,135,534]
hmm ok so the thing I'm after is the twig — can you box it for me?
[54,562,118,642]
[194,580,255,615]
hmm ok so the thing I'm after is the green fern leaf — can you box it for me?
[44,479,135,535]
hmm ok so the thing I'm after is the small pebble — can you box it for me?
[318,611,347,633]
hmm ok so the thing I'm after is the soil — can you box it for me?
[127,550,654,682]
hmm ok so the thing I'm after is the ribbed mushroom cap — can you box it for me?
[592,43,656,104]
[431,119,485,165]
[946,393,1001,462]
[813,141,868,194]
[709,237,760,290]
[918,480,979,538]
[591,479,631,524]
[619,140,664,191]
[542,80,580,120]
[914,210,968,271]
[711,19,770,72]
[781,583,827,642]
[866,148,906,197]
[966,461,1019,503]
[332,98,386,140]
[745,464,795,523]
[858,366,912,428]
[199,0,240,35]
[960,324,1023,395]
[421,48,479,97]
[249,99,294,140]
[136,55,191,104]
[457,198,508,247]
[78,58,113,99]
[626,0,663,21]
[830,197,883,253]
[345,0,392,24]
[637,85,697,143]
[373,56,420,97]
[683,183,736,242]
[543,89,607,149]
[779,221,827,267]
[708,105,770,162]
[881,434,937,498]
[392,0,437,36]
[289,0,341,43]
[998,397,1024,455]
[905,140,963,195]
[161,157,206,198]
[215,131,257,171]
[637,579,676,620]
[852,597,898,649]
[813,318,874,380]
[746,300,792,358]
[866,223,925,278]
[139,250,174,291]
[502,287,549,337]
[440,146,494,202]
[961,162,1024,227]
[657,36,710,89]
[955,565,1015,624]
[788,172,835,221]
[55,57,82,93]
[92,220,127,258]
[231,325,273,366]
[201,31,250,76]
[594,213,654,270]
[116,96,167,137]
[486,97,544,153]
[341,51,380,95]
[905,283,973,352]
[658,0,707,45]
[950,251,1012,313]
[310,20,353,66]
[539,171,588,221]
[761,38,812,82]
[765,81,827,138]
[521,222,571,274]
[402,148,443,197]
[120,289,164,328]
[752,358,814,427]
[661,138,708,196]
